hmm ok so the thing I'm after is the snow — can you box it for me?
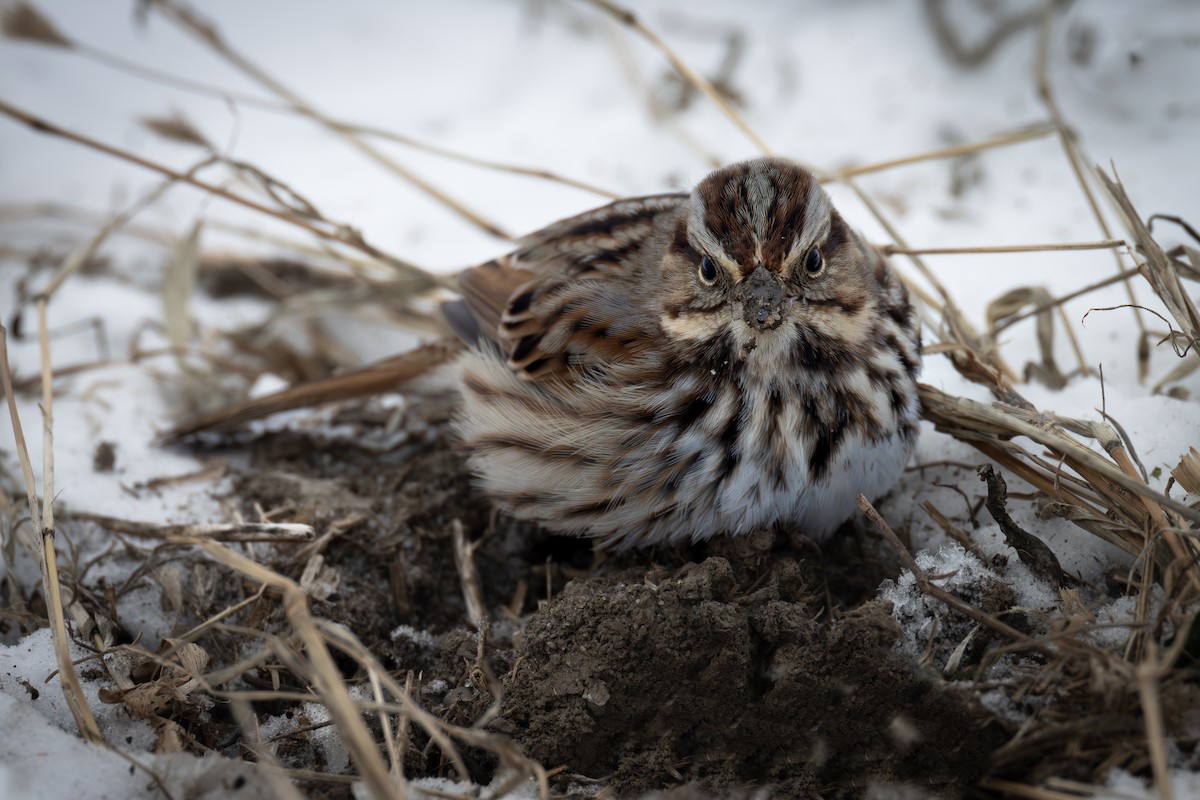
[0,628,156,748]
[1109,767,1200,800]
[0,690,279,800]
[879,541,1059,666]
[259,700,349,776]
[2,0,1199,796]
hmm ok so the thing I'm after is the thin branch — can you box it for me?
[36,300,105,742]
[197,541,397,799]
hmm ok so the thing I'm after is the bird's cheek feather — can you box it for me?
[660,310,726,341]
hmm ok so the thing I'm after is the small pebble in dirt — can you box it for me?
[93,441,116,472]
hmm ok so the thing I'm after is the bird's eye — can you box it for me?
[697,255,719,286]
[804,247,823,275]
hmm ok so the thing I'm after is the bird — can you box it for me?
[442,157,921,549]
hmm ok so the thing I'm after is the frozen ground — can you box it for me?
[2,1,1200,797]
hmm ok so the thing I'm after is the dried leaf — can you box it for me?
[173,641,209,679]
[163,221,223,415]
[987,286,1066,389]
[153,565,184,613]
[1183,245,1200,274]
[141,111,213,150]
[1152,351,1200,395]
[164,220,202,360]
[299,554,340,601]
[154,719,188,753]
[1,2,73,48]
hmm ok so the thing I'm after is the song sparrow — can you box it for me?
[444,157,921,548]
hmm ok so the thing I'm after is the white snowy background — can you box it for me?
[1,1,1199,797]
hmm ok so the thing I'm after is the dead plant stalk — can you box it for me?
[0,321,103,742]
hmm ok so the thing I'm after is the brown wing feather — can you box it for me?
[456,257,536,347]
[453,194,687,381]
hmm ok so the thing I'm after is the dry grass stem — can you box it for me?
[197,540,397,799]
[0,200,413,278]
[1,323,104,742]
[979,778,1119,799]
[452,519,486,629]
[145,0,512,241]
[921,500,990,563]
[882,238,1126,256]
[829,122,1057,179]
[920,385,1200,528]
[38,303,102,742]
[230,699,310,800]
[336,123,621,199]
[1136,662,1175,800]
[0,326,39,531]
[1034,3,1147,346]
[165,338,463,439]
[4,4,1198,795]
[0,1,71,47]
[1097,168,1200,356]
[583,0,772,155]
[36,166,185,303]
[69,513,316,542]
[0,97,446,291]
[7,0,619,201]
[992,265,1148,334]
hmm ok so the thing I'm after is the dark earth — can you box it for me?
[143,388,1019,799]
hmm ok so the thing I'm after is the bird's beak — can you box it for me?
[736,265,788,331]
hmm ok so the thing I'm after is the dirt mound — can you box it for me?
[501,556,1005,797]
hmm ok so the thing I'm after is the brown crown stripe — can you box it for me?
[669,221,703,265]
[697,160,820,272]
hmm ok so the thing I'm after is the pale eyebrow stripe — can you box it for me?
[688,194,739,273]
[781,183,833,270]
[803,182,832,245]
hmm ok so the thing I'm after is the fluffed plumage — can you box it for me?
[446,157,921,548]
